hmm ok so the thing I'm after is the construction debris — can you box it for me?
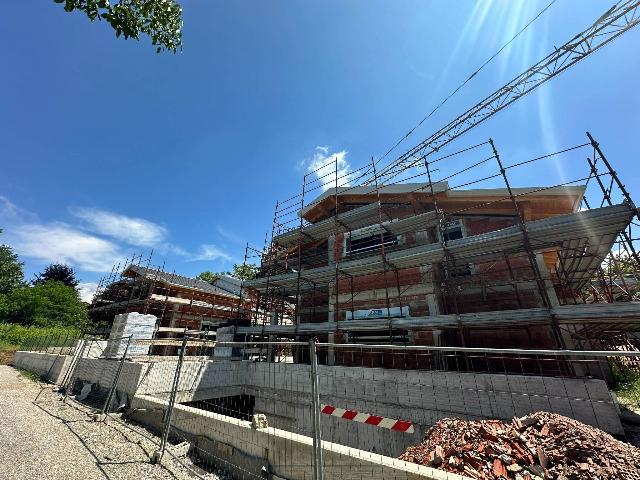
[399,412,640,479]
[251,414,268,429]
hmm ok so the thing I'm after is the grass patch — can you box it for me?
[611,362,640,408]
[0,323,81,351]
[17,368,44,383]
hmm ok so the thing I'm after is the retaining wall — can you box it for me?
[14,352,624,465]
[245,362,623,456]
[13,351,74,384]
[135,358,623,456]
[131,394,465,480]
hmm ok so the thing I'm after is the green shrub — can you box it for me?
[1,281,88,329]
[0,323,81,349]
[610,361,640,408]
[17,368,43,382]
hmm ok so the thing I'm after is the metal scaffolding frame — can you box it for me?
[238,133,640,352]
[88,250,248,346]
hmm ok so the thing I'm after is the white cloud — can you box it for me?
[1,197,209,277]
[191,244,234,262]
[77,282,99,303]
[0,195,38,223]
[6,223,124,272]
[162,243,189,257]
[0,196,19,219]
[217,225,244,245]
[71,207,167,247]
[306,146,351,192]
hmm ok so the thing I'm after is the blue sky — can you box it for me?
[1,1,639,300]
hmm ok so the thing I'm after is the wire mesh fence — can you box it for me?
[125,338,640,479]
[58,334,135,415]
[14,334,640,479]
[19,331,83,356]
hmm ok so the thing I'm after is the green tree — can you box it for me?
[197,264,258,283]
[231,263,257,281]
[0,229,25,295]
[54,0,183,53]
[33,263,79,288]
[2,281,88,329]
[196,271,220,284]
[603,252,638,276]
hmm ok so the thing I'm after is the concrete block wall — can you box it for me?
[64,356,624,457]
[72,357,146,394]
[13,351,74,384]
[136,358,248,403]
[13,352,624,465]
[130,394,468,480]
[243,362,623,457]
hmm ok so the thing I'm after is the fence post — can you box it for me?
[22,336,33,351]
[101,335,132,415]
[154,335,188,464]
[36,335,48,353]
[309,338,325,480]
[62,337,91,401]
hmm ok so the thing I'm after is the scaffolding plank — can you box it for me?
[246,204,634,292]
[237,302,640,335]
[273,202,383,247]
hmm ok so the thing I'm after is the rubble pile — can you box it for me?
[399,412,640,479]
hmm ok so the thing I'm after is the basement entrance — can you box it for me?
[182,394,255,421]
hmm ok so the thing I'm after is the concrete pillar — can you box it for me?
[426,293,440,316]
[432,329,443,346]
[535,252,560,307]
[327,333,335,366]
[432,329,444,369]
[535,254,585,375]
[214,327,235,358]
[327,278,337,365]
[421,265,440,316]
[328,234,336,265]
[267,311,277,362]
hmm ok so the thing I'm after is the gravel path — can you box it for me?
[0,365,219,480]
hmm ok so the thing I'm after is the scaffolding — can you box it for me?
[88,251,249,346]
[238,133,640,353]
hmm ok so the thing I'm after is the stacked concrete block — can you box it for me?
[102,312,157,358]
[214,326,235,358]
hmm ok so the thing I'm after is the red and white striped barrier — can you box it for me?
[320,404,414,433]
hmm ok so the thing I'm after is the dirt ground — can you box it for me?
[0,364,220,480]
[0,344,16,365]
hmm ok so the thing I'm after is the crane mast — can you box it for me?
[371,1,640,185]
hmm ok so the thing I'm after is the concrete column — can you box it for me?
[267,311,277,362]
[426,294,440,316]
[421,265,440,316]
[327,279,336,366]
[535,252,560,307]
[415,230,429,245]
[328,234,336,265]
[214,327,235,358]
[432,329,442,346]
[327,333,335,366]
[432,329,444,369]
[535,254,583,375]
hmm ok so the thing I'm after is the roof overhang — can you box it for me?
[300,183,586,222]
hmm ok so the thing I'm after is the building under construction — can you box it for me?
[238,133,640,362]
[11,5,640,478]
[89,261,249,336]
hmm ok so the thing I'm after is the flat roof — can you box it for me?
[300,183,586,220]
